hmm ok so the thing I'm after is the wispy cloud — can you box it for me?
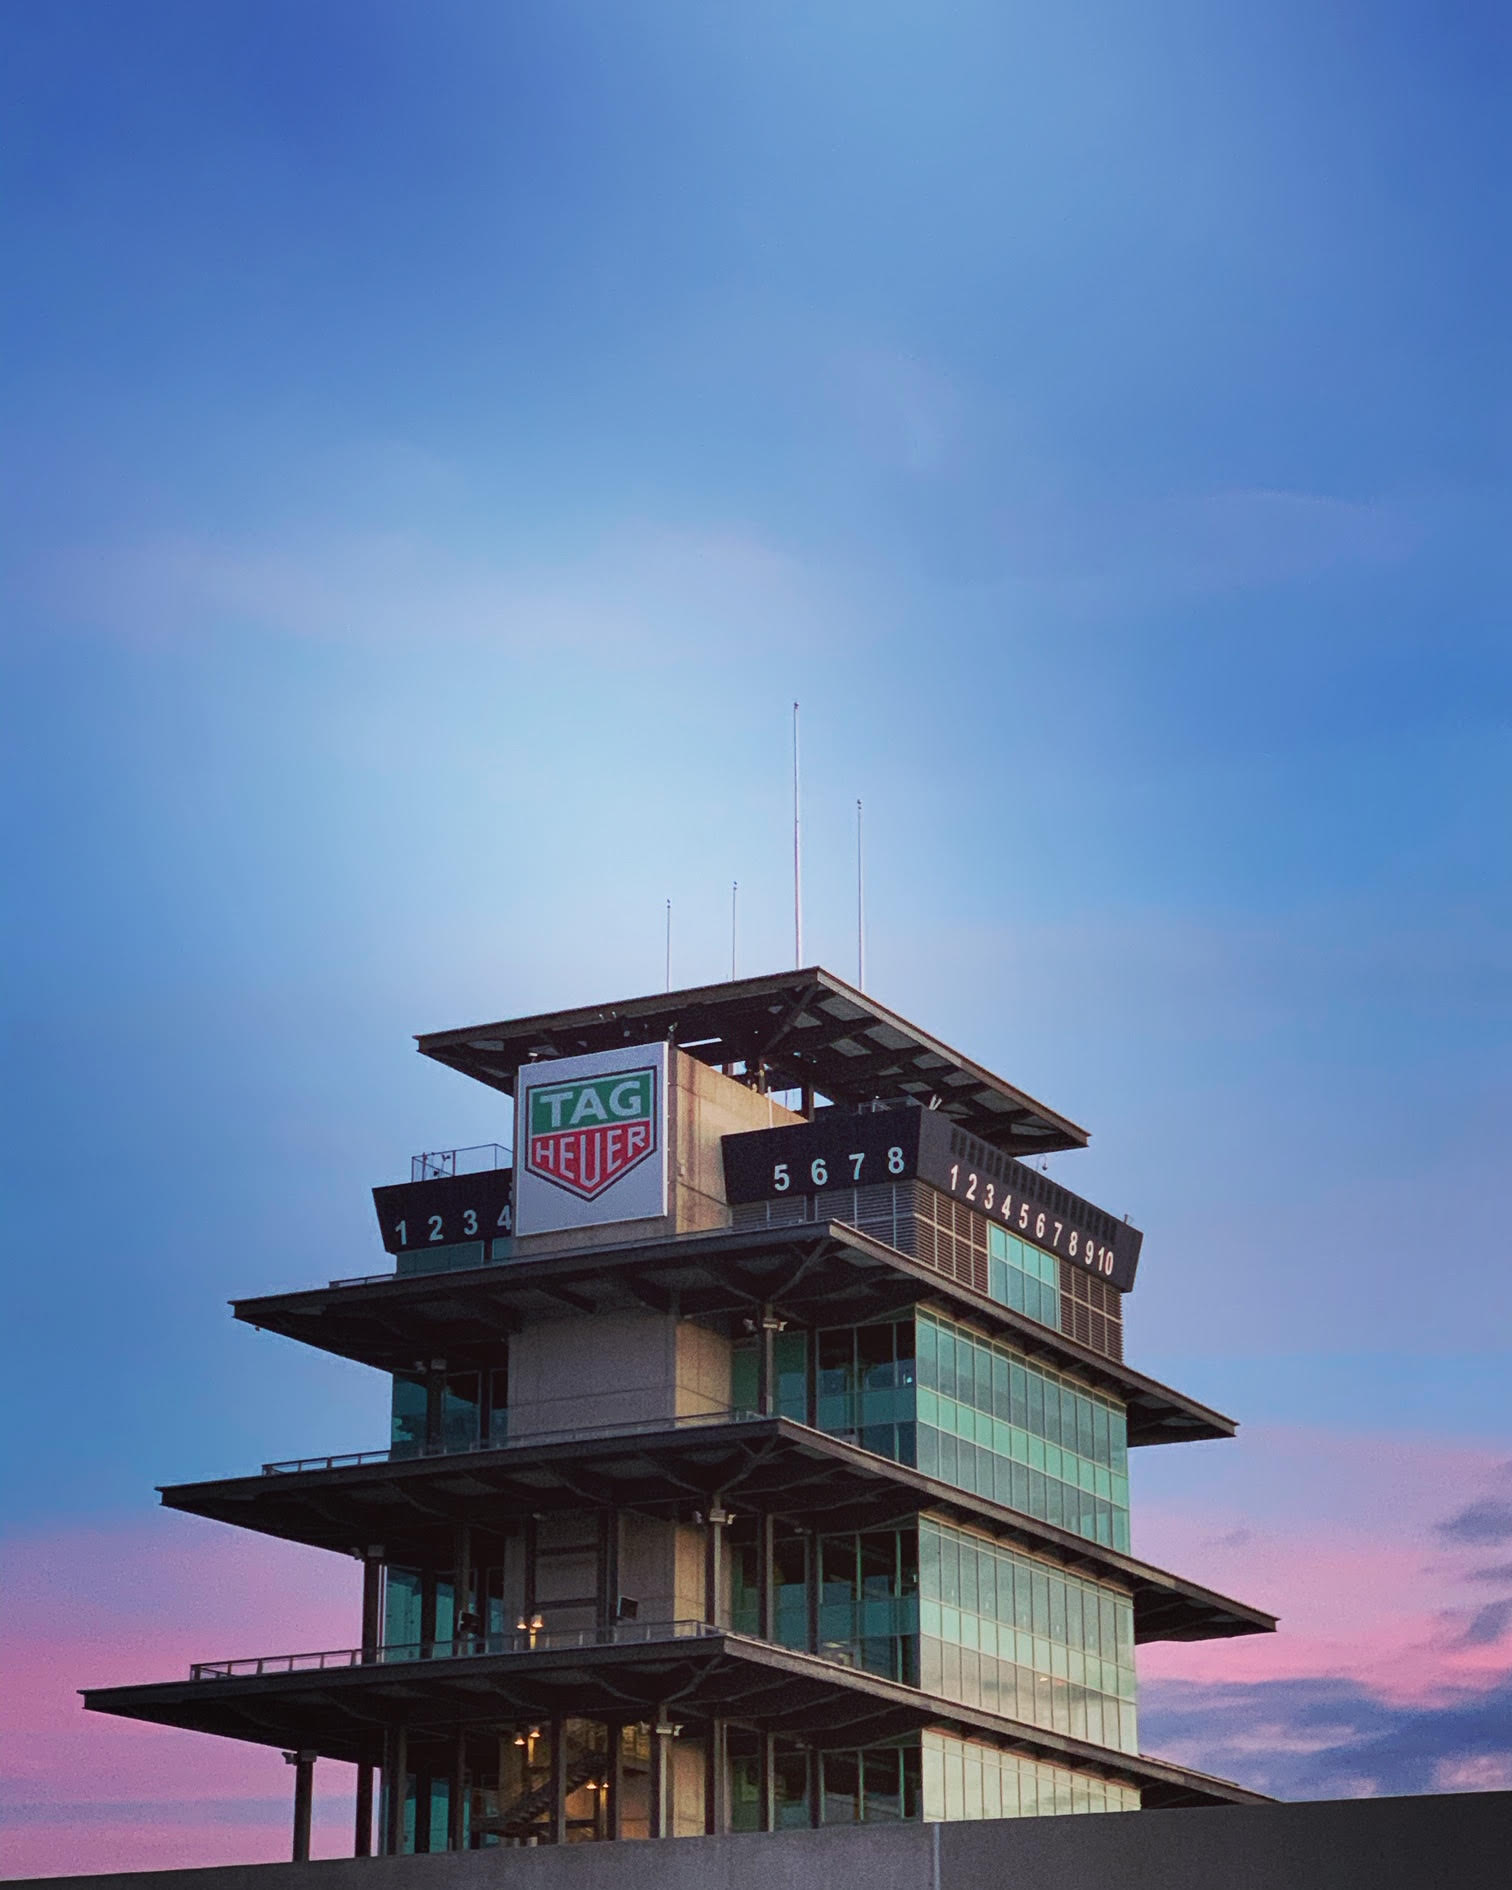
[31,518,858,662]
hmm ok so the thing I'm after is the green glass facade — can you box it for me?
[921,1731,1139,1820]
[919,1518,1137,1752]
[987,1223,1060,1328]
[915,1311,1130,1552]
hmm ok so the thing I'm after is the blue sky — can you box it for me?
[2,0,1509,1867]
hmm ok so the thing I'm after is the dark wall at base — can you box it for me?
[8,1794,1510,1890]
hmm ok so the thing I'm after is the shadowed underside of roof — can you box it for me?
[416,968,1089,1157]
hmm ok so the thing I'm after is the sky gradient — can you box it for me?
[2,0,1509,1873]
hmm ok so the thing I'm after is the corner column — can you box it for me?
[355,1548,383,1855]
[286,1749,316,1862]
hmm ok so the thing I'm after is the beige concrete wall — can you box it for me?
[513,1054,801,1260]
[673,1319,732,1417]
[615,1514,717,1628]
[507,1313,733,1440]
[506,1311,678,1439]
[668,1053,802,1235]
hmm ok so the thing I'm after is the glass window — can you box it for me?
[773,1743,811,1829]
[391,1375,427,1457]
[442,1373,479,1453]
[822,1751,860,1825]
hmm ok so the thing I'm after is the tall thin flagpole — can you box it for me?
[856,798,865,990]
[665,898,672,992]
[792,701,803,968]
[731,880,738,979]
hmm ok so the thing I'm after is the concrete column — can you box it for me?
[425,1361,447,1454]
[706,1719,729,1835]
[650,1709,679,1840]
[384,1724,407,1855]
[550,1718,568,1845]
[354,1752,375,1858]
[757,1308,786,1416]
[703,1502,732,1627]
[447,1725,467,1851]
[756,1512,774,1641]
[806,1525,820,1656]
[607,1723,625,1840]
[360,1553,384,1660]
[454,1523,473,1650]
[757,1731,775,1833]
[599,1508,619,1634]
[285,1749,316,1862]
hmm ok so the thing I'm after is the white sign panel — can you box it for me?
[513,1042,669,1236]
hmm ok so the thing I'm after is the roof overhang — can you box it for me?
[160,1417,1274,1646]
[416,968,1089,1157]
[82,1631,1267,1810]
[233,1223,1235,1446]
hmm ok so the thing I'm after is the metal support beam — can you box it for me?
[354,1755,374,1857]
[286,1749,316,1862]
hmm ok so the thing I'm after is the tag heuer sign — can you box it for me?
[514,1042,669,1236]
[527,1068,657,1198]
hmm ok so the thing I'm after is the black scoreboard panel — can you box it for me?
[371,1167,514,1256]
[722,1107,1141,1292]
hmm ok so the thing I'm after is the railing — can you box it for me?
[260,1406,763,1475]
[411,1143,510,1182]
[191,1618,719,1681]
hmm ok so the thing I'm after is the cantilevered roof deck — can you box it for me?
[82,1627,1269,1810]
[233,1223,1233,1447]
[160,1415,1275,1646]
[416,968,1088,1157]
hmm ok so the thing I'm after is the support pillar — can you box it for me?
[550,1717,568,1845]
[424,1359,447,1455]
[447,1724,467,1851]
[453,1523,473,1649]
[706,1719,729,1835]
[703,1501,732,1628]
[607,1722,625,1840]
[650,1708,679,1840]
[756,1308,785,1417]
[756,1512,774,1641]
[757,1731,775,1833]
[356,1548,382,1854]
[285,1749,316,1863]
[354,1752,374,1858]
[384,1724,407,1856]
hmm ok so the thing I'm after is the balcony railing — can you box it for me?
[411,1143,510,1182]
[260,1406,763,1475]
[190,1618,719,1681]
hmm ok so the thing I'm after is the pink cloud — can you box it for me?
[1,1516,362,1876]
[1134,1427,1512,1709]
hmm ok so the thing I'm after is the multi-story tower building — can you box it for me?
[85,970,1274,1858]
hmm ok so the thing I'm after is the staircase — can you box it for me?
[475,1752,605,1837]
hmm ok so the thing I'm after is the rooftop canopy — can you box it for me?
[416,967,1088,1157]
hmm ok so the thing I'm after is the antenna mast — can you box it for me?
[665,898,672,992]
[731,880,738,979]
[792,701,803,967]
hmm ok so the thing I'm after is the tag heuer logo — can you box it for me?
[524,1067,658,1200]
